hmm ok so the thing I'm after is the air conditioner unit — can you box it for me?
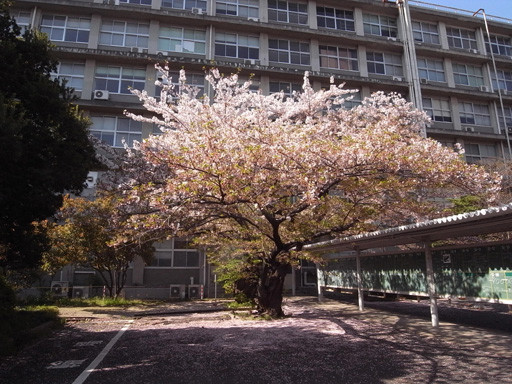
[248,17,259,22]
[191,7,203,15]
[94,90,109,100]
[130,47,140,53]
[72,286,90,299]
[156,50,168,57]
[392,76,403,82]
[469,48,478,54]
[479,85,490,92]
[503,90,509,96]
[244,59,256,65]
[188,284,202,299]
[85,171,98,188]
[465,126,475,132]
[420,78,428,84]
[170,284,186,299]
[142,48,148,54]
[51,281,69,297]
[387,36,397,42]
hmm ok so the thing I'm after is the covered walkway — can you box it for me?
[307,203,512,326]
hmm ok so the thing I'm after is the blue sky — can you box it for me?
[410,1,512,22]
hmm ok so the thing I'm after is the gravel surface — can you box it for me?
[1,297,511,384]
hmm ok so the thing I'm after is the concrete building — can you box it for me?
[10,0,512,297]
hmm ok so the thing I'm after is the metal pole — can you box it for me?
[291,266,296,296]
[424,241,439,327]
[356,248,365,311]
[473,8,512,159]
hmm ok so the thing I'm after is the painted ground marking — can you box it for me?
[71,319,134,384]
[47,360,87,369]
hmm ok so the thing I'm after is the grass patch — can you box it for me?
[0,306,62,357]
[227,300,255,310]
[20,296,161,308]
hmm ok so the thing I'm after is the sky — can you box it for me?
[409,0,512,22]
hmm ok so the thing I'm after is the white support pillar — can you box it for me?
[424,241,439,327]
[291,267,296,296]
[356,248,364,311]
[316,263,323,302]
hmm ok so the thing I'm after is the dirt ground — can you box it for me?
[2,296,512,384]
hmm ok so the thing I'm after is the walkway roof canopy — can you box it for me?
[306,203,512,254]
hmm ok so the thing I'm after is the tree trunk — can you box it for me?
[255,261,289,317]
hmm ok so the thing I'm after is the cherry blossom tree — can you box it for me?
[116,65,499,316]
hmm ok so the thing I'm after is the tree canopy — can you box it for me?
[42,195,154,298]
[0,1,97,270]
[114,66,499,316]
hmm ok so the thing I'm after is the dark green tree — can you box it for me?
[0,1,96,271]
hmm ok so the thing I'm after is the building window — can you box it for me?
[216,0,259,18]
[316,7,354,32]
[99,20,149,48]
[150,239,200,268]
[162,0,206,11]
[156,71,205,99]
[422,97,451,122]
[269,81,302,98]
[215,32,259,59]
[51,61,85,91]
[417,58,445,82]
[498,105,512,132]
[119,0,152,5]
[366,51,403,77]
[485,35,512,57]
[319,46,358,71]
[446,27,477,50]
[412,21,439,44]
[363,13,397,38]
[464,143,497,163]
[12,10,31,34]
[452,63,483,87]
[158,26,206,54]
[268,39,310,65]
[459,102,491,126]
[492,69,512,92]
[268,0,308,25]
[40,15,90,43]
[94,65,146,94]
[90,116,142,148]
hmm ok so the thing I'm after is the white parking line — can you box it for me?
[71,320,134,384]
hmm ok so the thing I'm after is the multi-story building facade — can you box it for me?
[10,0,512,297]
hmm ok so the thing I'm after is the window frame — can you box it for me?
[422,97,452,123]
[492,69,512,92]
[158,26,206,54]
[90,115,143,148]
[148,239,200,269]
[94,65,146,95]
[99,19,150,48]
[363,13,397,38]
[268,38,310,66]
[216,0,259,18]
[446,27,477,50]
[51,61,86,91]
[417,57,445,82]
[319,45,358,72]
[412,21,439,45]
[162,0,207,11]
[316,6,355,32]
[119,0,152,5]
[458,101,491,126]
[269,81,302,98]
[268,0,308,25]
[40,14,91,43]
[215,31,259,60]
[452,63,484,87]
[366,51,403,77]
[485,34,512,57]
